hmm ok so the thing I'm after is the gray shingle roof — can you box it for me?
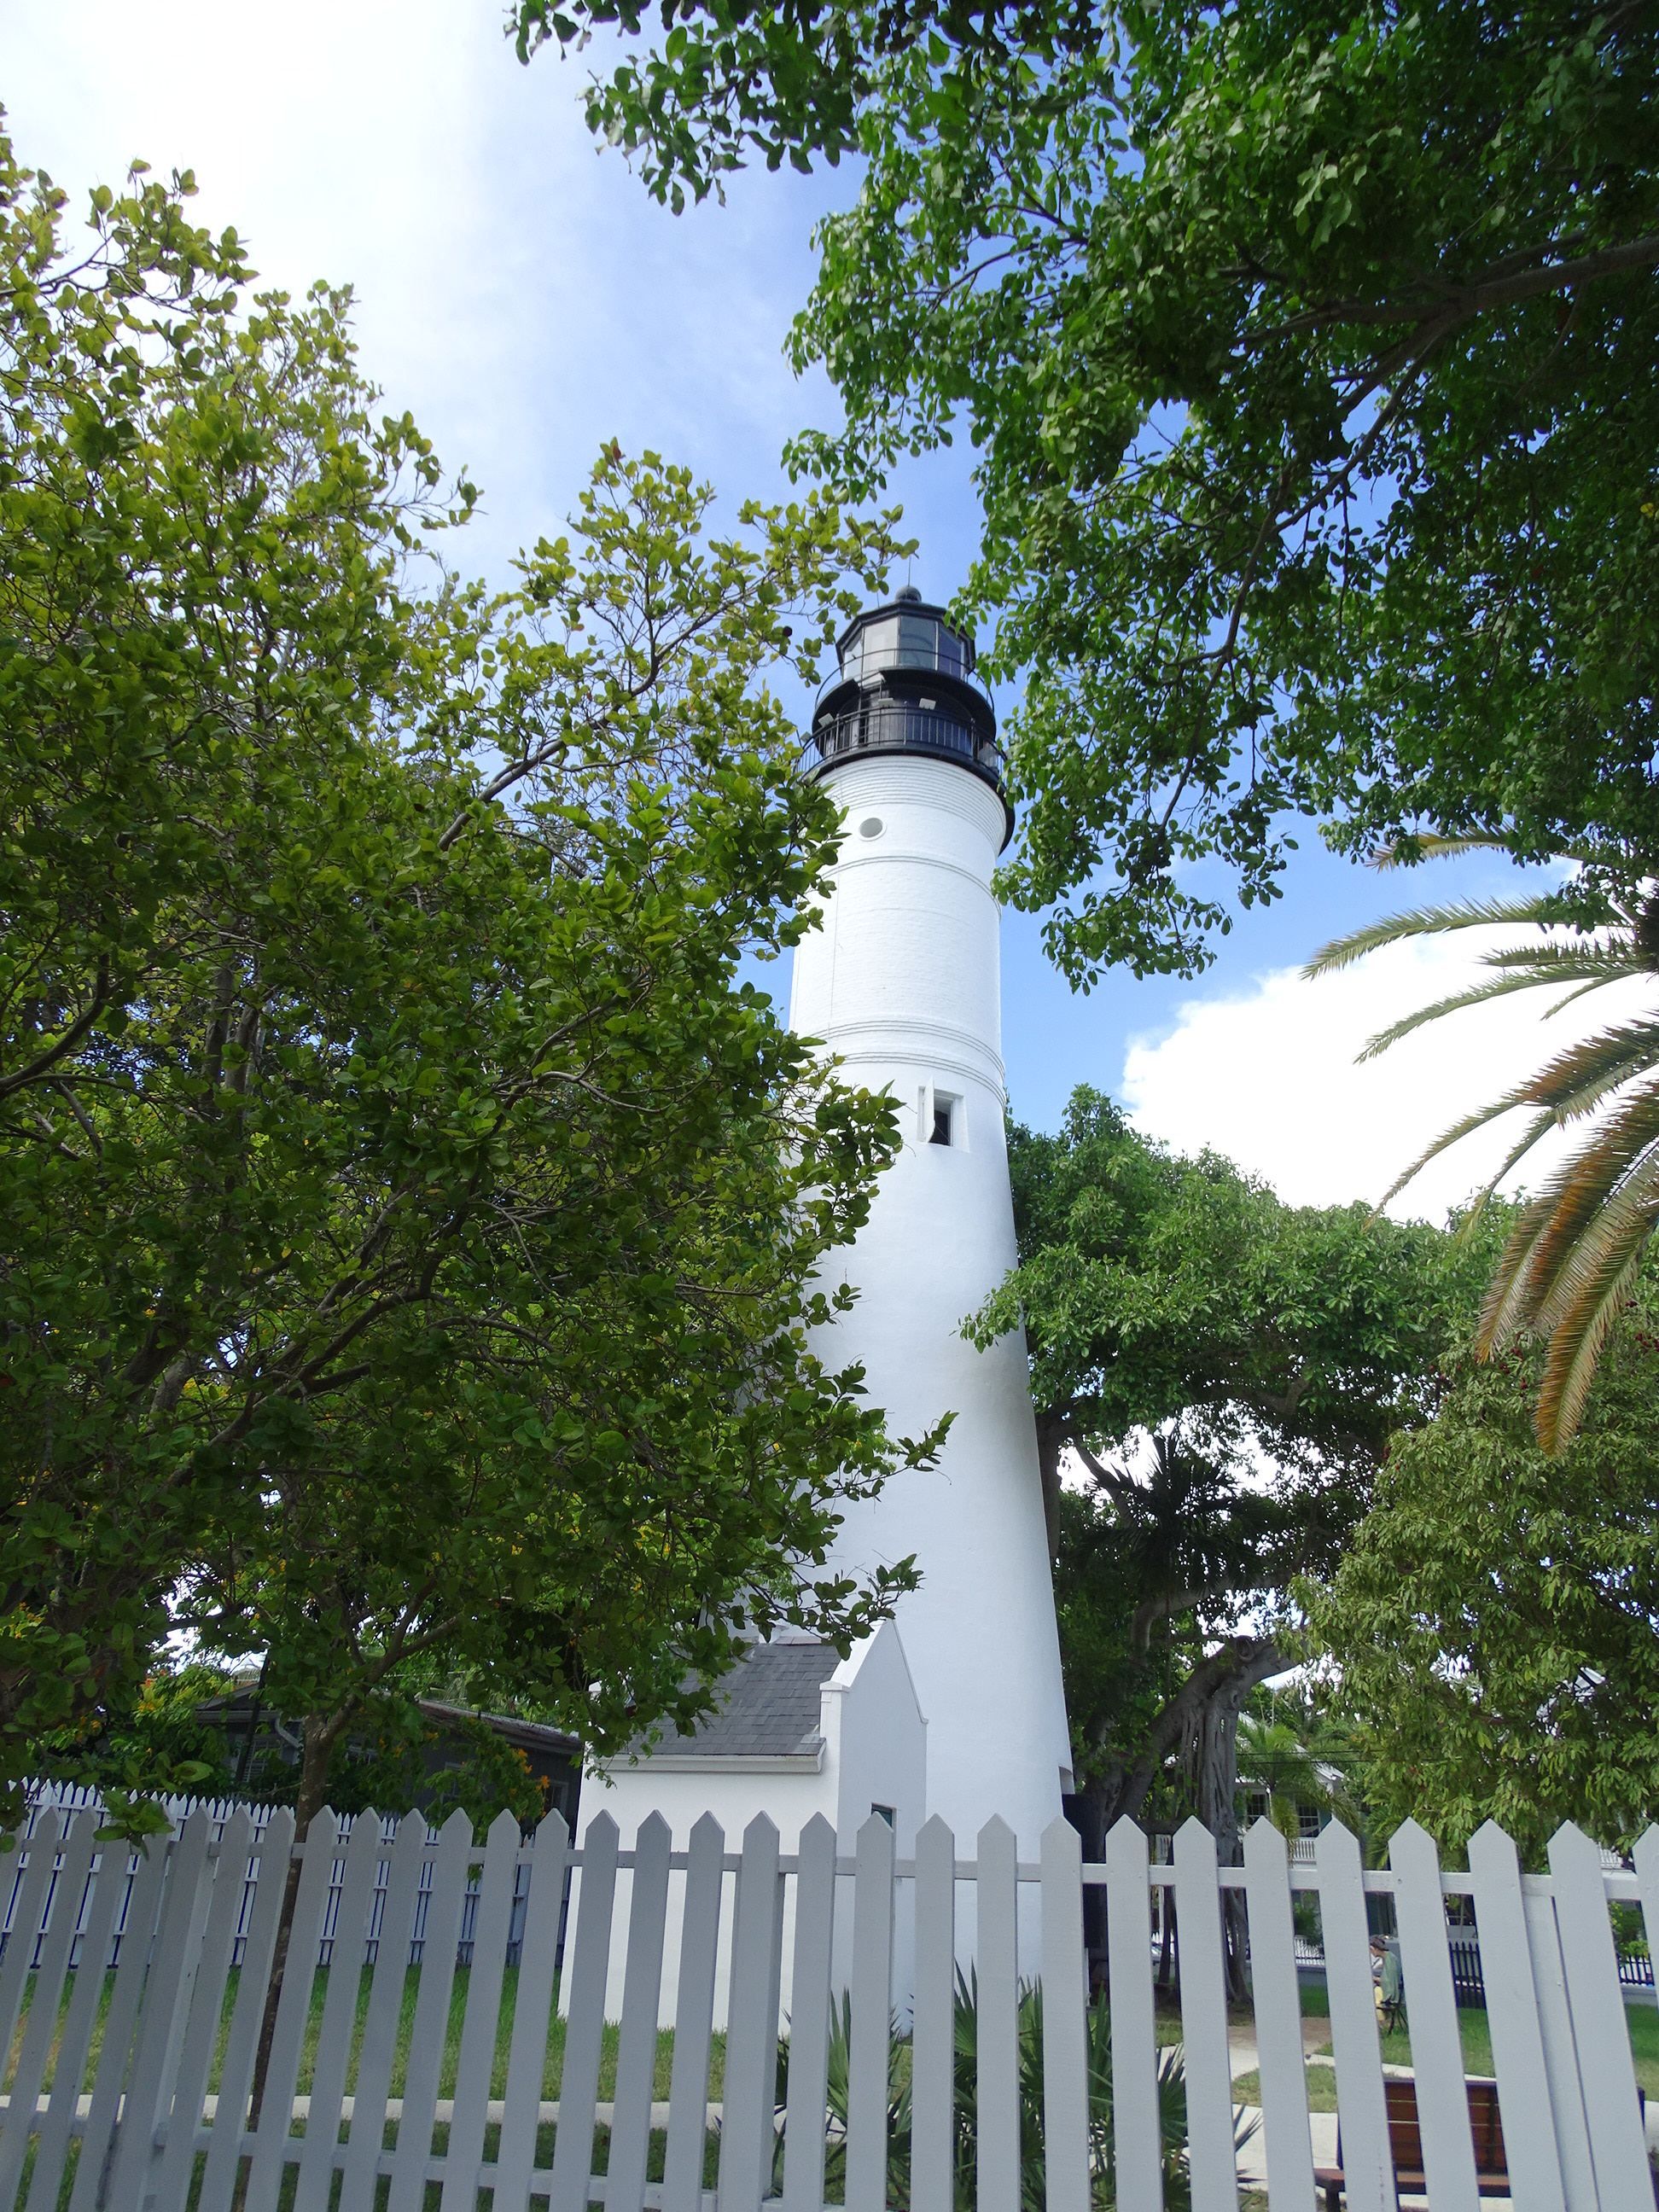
[633,1641,841,1759]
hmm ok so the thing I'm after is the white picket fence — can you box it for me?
[0,1797,1654,2211]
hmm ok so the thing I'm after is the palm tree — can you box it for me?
[1306,838,1659,1448]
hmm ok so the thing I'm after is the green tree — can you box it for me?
[966,1089,1485,1987]
[1307,837,1659,1447]
[1307,1319,1659,1861]
[0,131,936,1835]
[515,0,1659,982]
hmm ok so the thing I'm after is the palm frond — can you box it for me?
[1539,1223,1658,1449]
[1477,1080,1659,1349]
[1545,977,1632,1022]
[1370,835,1519,870]
[1456,1108,1566,1236]
[1356,968,1611,1064]
[1480,942,1636,975]
[1532,1143,1659,1341]
[1376,1018,1659,1215]
[1303,896,1562,981]
[1506,1021,1659,1121]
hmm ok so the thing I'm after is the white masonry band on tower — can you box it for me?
[789,589,1074,1871]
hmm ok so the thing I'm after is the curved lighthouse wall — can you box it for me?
[789,752,1073,1881]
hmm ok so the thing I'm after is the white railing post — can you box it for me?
[662,1812,725,2212]
[1039,1817,1088,2212]
[1466,1819,1569,2212]
[605,1810,671,2212]
[198,1804,296,2209]
[1173,1817,1238,2212]
[844,1810,896,2212]
[719,1813,784,2212]
[1315,1819,1395,2212]
[782,1812,837,2212]
[1106,1815,1161,2212]
[1388,1818,1478,2212]
[1242,1815,1314,2212]
[67,1827,172,2212]
[976,1816,1020,2212]
[387,1807,473,2212]
[1547,1820,1652,2205]
[910,1814,956,2212]
[550,1809,620,2212]
[0,1809,94,2209]
[294,1810,383,2212]
[154,1805,257,2212]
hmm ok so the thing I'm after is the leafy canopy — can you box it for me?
[0,127,936,1831]
[515,0,1659,981]
[1308,1319,1659,1860]
[969,1089,1488,1842]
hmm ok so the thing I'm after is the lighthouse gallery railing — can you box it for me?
[1,1795,1654,2211]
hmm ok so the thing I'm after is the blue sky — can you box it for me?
[7,0,1604,1215]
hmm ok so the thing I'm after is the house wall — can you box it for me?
[563,1624,924,2029]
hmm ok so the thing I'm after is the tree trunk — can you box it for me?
[1036,1419,1064,1569]
[1185,1639,1284,2005]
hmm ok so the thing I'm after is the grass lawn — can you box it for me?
[1307,1999,1659,2095]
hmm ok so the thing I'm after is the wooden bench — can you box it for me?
[1315,2076,1511,2204]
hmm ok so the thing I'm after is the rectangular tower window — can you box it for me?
[931,1103,952,1146]
[871,1802,895,1827]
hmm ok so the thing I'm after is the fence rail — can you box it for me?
[1,1795,1654,2211]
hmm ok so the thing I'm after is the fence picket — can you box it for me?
[1546,1820,1652,2207]
[106,1806,216,2211]
[198,1806,297,2211]
[387,1808,471,2212]
[444,1807,525,2209]
[909,1816,955,2212]
[293,1810,384,2211]
[593,1810,667,2212]
[66,1826,172,2212]
[1388,1819,1477,2212]
[28,1832,125,2212]
[843,1811,895,2212]
[719,1815,784,2212]
[492,1807,572,2212]
[153,1807,256,2212]
[0,1810,95,2210]
[1106,1816,1161,2212]
[1039,1818,1088,2212]
[244,1809,342,2212]
[339,1811,429,2210]
[1637,1825,1659,2003]
[0,1810,61,2077]
[1172,1818,1238,2212]
[663,1812,725,2212]
[1315,1819,1394,2212]
[978,1815,1021,2212]
[1522,1885,1599,2212]
[551,1810,620,2212]
[1243,1817,1313,2212]
[1467,1821,1567,2212]
[783,1813,838,2212]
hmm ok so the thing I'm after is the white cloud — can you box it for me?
[1121,932,1655,1223]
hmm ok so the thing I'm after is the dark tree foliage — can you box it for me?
[965,1089,1488,1986]
[1309,1318,1659,1860]
[515,0,1659,980]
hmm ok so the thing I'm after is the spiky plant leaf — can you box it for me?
[1304,897,1561,980]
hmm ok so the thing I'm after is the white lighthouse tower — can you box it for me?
[789,588,1073,1859]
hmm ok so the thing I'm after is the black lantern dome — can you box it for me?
[801,587,1013,848]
